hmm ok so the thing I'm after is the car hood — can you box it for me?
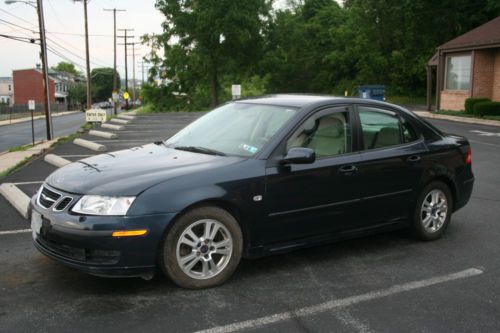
[46,144,244,196]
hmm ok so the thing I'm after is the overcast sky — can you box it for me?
[0,0,164,78]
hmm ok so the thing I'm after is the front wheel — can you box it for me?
[159,206,243,289]
[412,181,453,241]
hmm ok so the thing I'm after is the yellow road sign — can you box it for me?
[123,92,130,100]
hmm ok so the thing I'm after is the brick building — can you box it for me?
[12,68,56,106]
[426,16,500,111]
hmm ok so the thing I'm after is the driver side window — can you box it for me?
[287,110,352,158]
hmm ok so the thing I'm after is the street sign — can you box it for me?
[85,109,107,123]
[123,92,130,100]
[28,100,35,111]
[232,84,241,100]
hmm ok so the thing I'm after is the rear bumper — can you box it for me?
[455,176,474,212]
[30,196,177,278]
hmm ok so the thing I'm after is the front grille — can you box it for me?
[54,197,73,211]
[38,186,62,209]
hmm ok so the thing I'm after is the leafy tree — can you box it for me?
[68,83,86,109]
[150,0,271,107]
[90,67,120,102]
[52,62,81,77]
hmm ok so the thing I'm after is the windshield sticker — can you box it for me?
[239,143,258,154]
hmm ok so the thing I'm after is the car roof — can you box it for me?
[235,94,405,111]
[235,94,340,108]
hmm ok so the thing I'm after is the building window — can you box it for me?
[445,54,471,91]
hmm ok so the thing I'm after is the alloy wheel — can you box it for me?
[175,219,233,280]
[420,189,448,233]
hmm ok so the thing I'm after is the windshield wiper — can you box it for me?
[174,146,226,156]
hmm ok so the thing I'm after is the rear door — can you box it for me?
[353,105,428,225]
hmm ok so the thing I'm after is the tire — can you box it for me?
[159,206,243,289]
[412,181,453,241]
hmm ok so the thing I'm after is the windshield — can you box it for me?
[166,102,299,157]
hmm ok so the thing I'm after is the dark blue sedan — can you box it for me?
[30,95,474,289]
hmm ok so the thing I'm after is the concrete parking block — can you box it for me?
[73,138,107,152]
[110,118,130,125]
[101,123,124,130]
[89,130,118,139]
[44,154,71,168]
[117,114,136,120]
[0,183,30,219]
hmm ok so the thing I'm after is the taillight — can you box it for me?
[465,147,471,164]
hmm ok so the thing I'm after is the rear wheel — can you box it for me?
[159,206,243,289]
[412,181,453,241]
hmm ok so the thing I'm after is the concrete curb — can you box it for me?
[73,138,107,152]
[110,118,130,125]
[44,154,71,168]
[117,114,136,120]
[126,111,137,115]
[89,130,118,139]
[101,123,124,131]
[415,111,500,127]
[0,183,30,219]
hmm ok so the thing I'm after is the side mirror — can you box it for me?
[280,147,316,165]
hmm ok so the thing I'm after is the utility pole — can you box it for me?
[139,61,149,84]
[118,29,134,109]
[37,0,53,140]
[104,8,125,115]
[75,0,91,110]
[130,44,140,108]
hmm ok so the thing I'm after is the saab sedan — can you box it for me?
[30,95,474,289]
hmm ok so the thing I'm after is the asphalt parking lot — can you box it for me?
[1,112,499,332]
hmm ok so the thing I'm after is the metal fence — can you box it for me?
[0,103,68,123]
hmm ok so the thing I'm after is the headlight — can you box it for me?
[72,195,136,216]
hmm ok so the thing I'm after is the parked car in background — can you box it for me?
[30,95,474,289]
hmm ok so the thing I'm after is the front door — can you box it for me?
[262,106,363,244]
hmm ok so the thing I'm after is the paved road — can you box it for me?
[0,114,499,332]
[0,112,86,152]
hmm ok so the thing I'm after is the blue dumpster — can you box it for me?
[358,85,385,101]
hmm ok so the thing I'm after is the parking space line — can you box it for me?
[12,181,43,185]
[0,229,31,236]
[469,139,500,148]
[195,268,483,333]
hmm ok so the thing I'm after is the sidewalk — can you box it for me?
[414,110,500,127]
[0,139,57,176]
[0,110,80,127]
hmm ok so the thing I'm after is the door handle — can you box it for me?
[407,155,421,163]
[338,165,358,175]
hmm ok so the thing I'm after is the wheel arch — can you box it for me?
[156,198,252,262]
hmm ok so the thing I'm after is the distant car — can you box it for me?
[30,95,474,289]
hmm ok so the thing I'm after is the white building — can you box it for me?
[0,77,13,106]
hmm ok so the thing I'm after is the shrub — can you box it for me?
[465,97,490,114]
[473,101,500,116]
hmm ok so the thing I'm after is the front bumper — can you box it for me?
[30,195,177,278]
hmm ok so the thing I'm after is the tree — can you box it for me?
[68,83,86,109]
[52,62,81,77]
[151,0,271,107]
[90,67,120,102]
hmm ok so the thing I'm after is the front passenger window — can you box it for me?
[287,111,352,158]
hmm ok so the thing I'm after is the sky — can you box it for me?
[0,0,164,78]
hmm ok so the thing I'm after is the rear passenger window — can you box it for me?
[402,120,418,143]
[359,107,402,150]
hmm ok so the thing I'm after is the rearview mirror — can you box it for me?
[281,147,316,165]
